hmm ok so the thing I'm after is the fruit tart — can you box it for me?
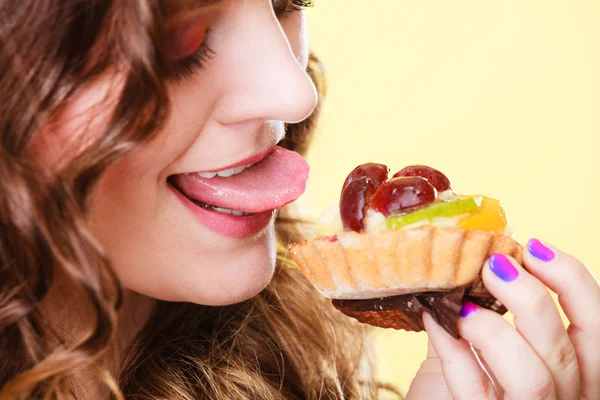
[288,164,522,338]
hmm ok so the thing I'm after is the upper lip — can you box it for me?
[180,145,277,175]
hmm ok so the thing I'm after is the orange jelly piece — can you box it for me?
[458,195,507,234]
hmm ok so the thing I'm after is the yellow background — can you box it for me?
[303,1,600,395]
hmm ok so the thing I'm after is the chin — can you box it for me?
[199,227,278,306]
[121,224,278,307]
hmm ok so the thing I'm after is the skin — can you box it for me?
[41,0,317,309]
[37,2,315,396]
[406,243,600,399]
[35,0,600,398]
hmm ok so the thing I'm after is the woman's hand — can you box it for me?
[406,239,600,399]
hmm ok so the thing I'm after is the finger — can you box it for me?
[469,345,504,398]
[481,253,580,399]
[524,239,600,400]
[405,336,455,400]
[458,302,557,400]
[422,312,499,400]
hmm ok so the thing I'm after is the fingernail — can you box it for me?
[489,253,519,282]
[459,301,478,318]
[527,239,555,262]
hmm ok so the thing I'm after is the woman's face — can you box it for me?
[42,0,317,306]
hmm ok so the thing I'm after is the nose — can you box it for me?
[213,5,318,125]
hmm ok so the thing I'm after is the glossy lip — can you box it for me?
[193,145,277,173]
[168,183,275,238]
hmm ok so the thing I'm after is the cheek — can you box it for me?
[30,75,124,171]
[86,73,275,305]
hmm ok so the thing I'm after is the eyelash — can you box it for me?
[283,0,314,13]
[170,28,216,82]
[169,0,315,82]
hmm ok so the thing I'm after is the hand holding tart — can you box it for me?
[289,164,522,338]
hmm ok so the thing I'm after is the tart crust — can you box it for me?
[288,225,523,300]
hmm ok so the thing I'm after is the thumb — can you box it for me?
[419,311,501,399]
[405,334,454,400]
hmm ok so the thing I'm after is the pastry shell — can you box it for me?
[288,225,523,300]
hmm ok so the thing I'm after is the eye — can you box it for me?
[167,21,208,60]
[165,17,215,82]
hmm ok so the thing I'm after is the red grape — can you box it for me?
[340,180,369,232]
[392,165,452,192]
[342,163,389,190]
[340,163,389,232]
[371,176,437,216]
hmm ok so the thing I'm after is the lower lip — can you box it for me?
[169,184,275,238]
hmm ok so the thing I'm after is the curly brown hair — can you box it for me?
[0,1,401,399]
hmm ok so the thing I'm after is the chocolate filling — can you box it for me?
[332,281,506,339]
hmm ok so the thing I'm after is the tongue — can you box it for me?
[171,147,310,213]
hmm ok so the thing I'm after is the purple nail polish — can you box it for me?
[528,239,555,262]
[459,301,478,318]
[489,253,519,282]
